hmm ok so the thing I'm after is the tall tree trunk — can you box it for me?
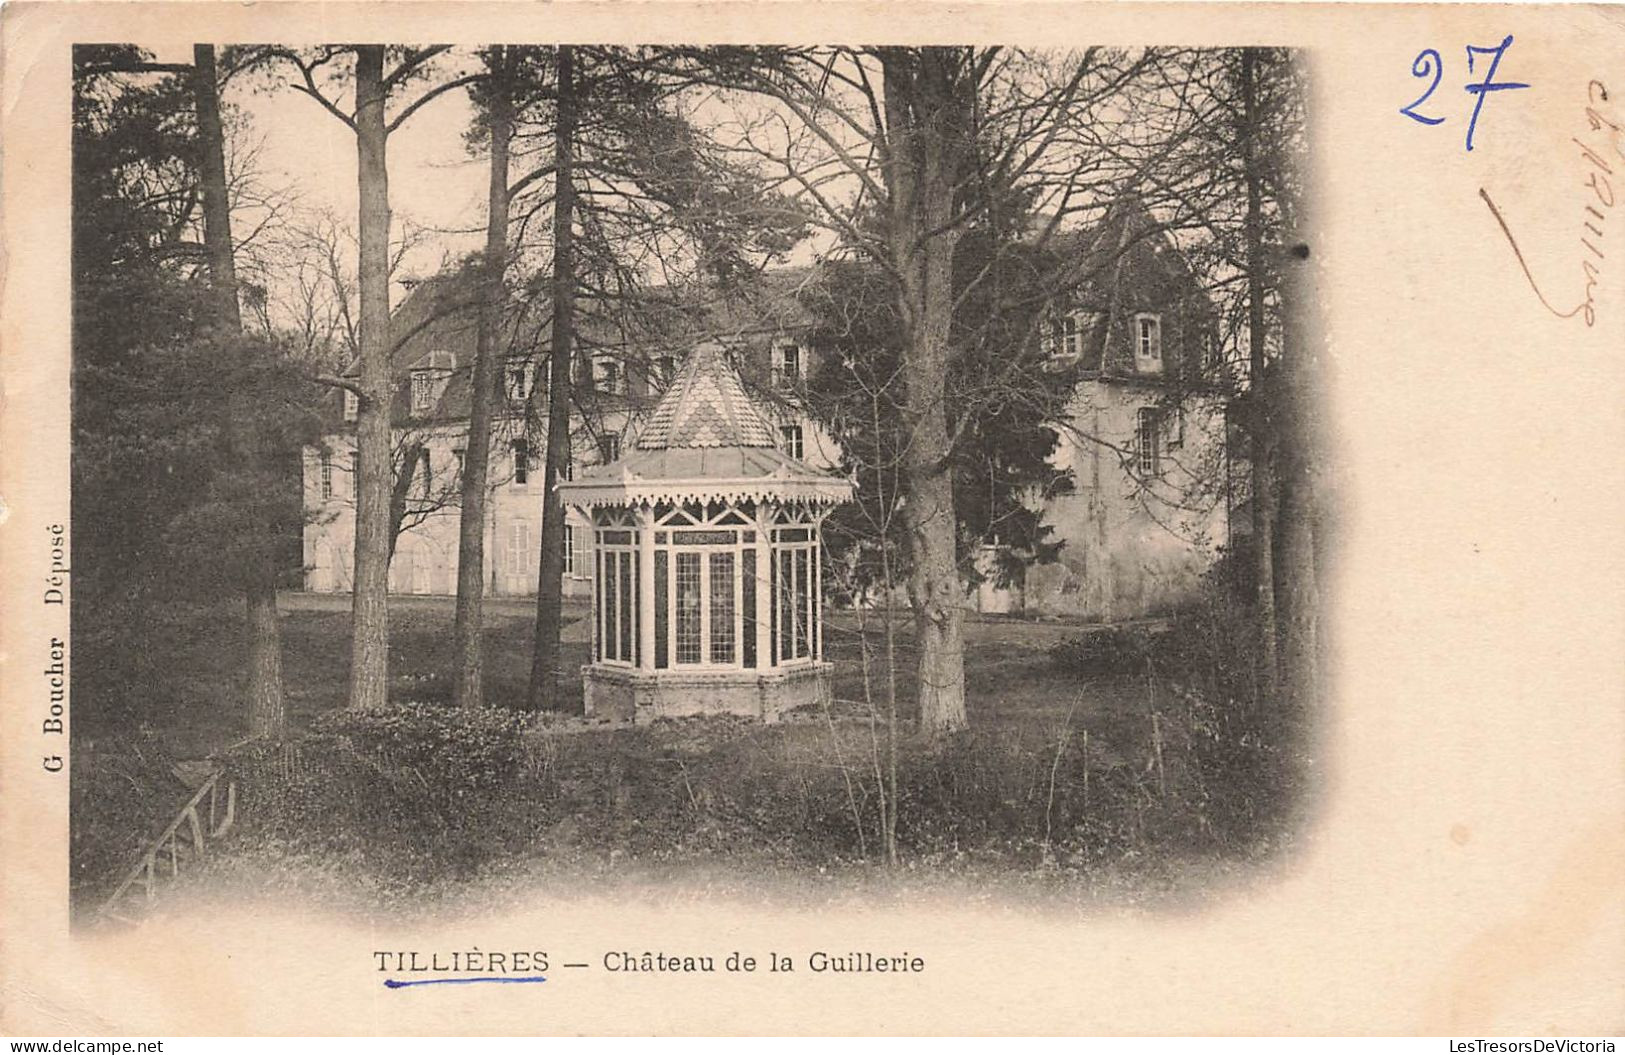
[455,46,514,710]
[349,45,393,710]
[193,43,286,740]
[1277,202,1322,713]
[1240,47,1280,705]
[529,45,578,713]
[880,48,969,736]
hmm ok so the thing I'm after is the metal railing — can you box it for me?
[97,767,236,924]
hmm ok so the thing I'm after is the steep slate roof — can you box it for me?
[1030,196,1218,383]
[319,194,1216,433]
[558,340,852,510]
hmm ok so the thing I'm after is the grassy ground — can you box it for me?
[74,592,1299,916]
[80,592,1131,759]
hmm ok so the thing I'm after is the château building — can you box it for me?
[301,201,1234,622]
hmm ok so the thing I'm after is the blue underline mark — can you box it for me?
[384,975,548,989]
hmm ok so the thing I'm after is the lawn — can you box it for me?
[73,591,1301,917]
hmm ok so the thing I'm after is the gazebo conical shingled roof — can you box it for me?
[560,342,853,512]
[558,341,852,723]
[635,340,777,448]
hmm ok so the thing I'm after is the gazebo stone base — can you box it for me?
[582,663,833,724]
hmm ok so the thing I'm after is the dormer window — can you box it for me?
[1043,310,1100,363]
[1135,313,1163,373]
[343,389,359,422]
[1061,316,1081,358]
[772,341,802,388]
[598,434,621,464]
[779,423,804,460]
[505,358,536,403]
[411,369,434,413]
[593,355,625,396]
[654,355,678,389]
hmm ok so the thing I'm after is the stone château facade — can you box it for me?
[301,202,1234,621]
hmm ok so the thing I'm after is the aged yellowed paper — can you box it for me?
[2,1,1622,1036]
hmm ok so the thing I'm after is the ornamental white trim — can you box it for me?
[559,474,852,510]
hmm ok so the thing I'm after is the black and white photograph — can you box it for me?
[69,41,1325,922]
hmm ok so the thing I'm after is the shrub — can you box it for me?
[313,699,528,795]
[1048,626,1157,676]
[221,702,537,883]
[70,734,193,913]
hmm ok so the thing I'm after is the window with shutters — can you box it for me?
[505,358,535,403]
[411,369,434,413]
[772,341,802,388]
[1137,407,1161,475]
[512,439,531,485]
[593,355,625,395]
[1135,313,1163,373]
[779,423,804,460]
[511,520,531,577]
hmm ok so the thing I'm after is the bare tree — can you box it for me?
[696,47,1167,733]
[253,45,479,709]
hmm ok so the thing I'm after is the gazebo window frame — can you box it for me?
[593,508,640,668]
[577,495,835,677]
[650,500,759,672]
[770,512,820,668]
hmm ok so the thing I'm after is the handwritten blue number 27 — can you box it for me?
[1400,35,1530,151]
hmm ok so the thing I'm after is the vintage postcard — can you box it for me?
[1,0,1621,1037]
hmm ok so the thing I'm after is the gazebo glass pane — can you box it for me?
[603,552,618,662]
[795,548,811,659]
[778,549,793,662]
[709,552,735,664]
[676,552,701,664]
[619,551,633,662]
[676,530,735,545]
[741,549,756,669]
[654,550,668,669]
[594,551,604,662]
[812,548,822,660]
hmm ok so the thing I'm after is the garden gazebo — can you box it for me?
[558,341,853,723]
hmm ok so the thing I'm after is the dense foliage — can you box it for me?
[209,674,1301,903]
[72,48,322,726]
[800,231,1078,599]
